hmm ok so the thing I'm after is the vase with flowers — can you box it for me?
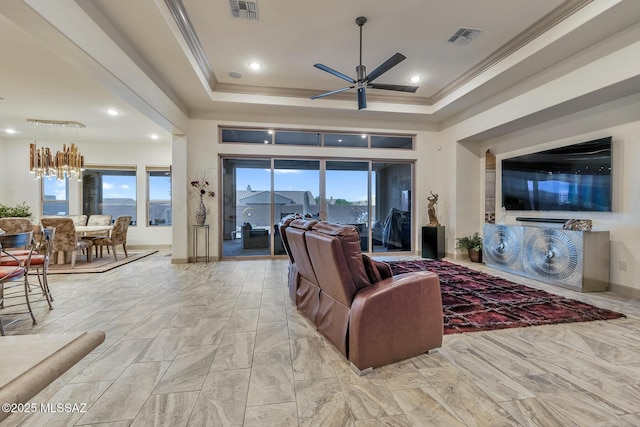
[191,172,215,225]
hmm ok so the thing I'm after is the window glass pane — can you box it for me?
[326,161,369,251]
[274,131,320,146]
[273,159,320,255]
[221,129,271,144]
[82,169,137,225]
[148,170,171,226]
[324,133,368,148]
[222,158,272,257]
[371,135,413,149]
[372,162,412,252]
[42,177,69,215]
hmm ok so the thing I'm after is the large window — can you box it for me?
[42,177,69,215]
[220,127,414,150]
[148,169,171,226]
[221,157,413,258]
[82,168,137,225]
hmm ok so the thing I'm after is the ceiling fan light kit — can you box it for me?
[312,16,418,110]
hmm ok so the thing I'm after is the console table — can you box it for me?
[483,223,610,292]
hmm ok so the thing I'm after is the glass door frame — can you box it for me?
[219,155,415,259]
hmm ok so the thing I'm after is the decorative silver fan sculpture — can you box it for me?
[483,224,523,271]
[523,228,582,285]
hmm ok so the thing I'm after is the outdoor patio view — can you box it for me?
[222,157,413,258]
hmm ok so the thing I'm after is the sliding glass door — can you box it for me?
[326,161,370,251]
[221,157,413,258]
[372,162,412,252]
[273,159,320,255]
[221,158,272,257]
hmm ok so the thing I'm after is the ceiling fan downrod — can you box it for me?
[356,16,367,69]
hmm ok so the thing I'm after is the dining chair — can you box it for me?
[0,217,33,234]
[69,215,88,226]
[94,216,131,261]
[87,214,113,226]
[85,214,113,257]
[0,227,55,303]
[0,231,40,335]
[34,227,55,302]
[40,217,93,268]
[0,218,34,257]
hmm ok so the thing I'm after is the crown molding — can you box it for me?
[213,83,431,106]
[430,0,593,104]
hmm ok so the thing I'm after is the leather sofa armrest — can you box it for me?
[349,271,443,370]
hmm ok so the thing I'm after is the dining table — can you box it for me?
[75,225,113,261]
[75,225,113,235]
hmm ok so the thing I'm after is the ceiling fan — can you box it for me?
[311,16,418,110]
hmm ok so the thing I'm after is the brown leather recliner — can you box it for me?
[282,219,443,371]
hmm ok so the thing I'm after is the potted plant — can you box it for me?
[456,232,483,263]
[0,202,32,219]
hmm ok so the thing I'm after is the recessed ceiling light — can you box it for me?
[410,75,421,83]
[107,108,119,116]
[229,71,242,78]
[5,128,16,134]
[150,134,159,140]
[361,134,367,139]
[268,130,273,134]
[249,61,262,70]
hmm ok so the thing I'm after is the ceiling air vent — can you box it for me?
[447,27,482,45]
[229,0,258,20]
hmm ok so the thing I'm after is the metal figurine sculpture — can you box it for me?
[427,191,440,226]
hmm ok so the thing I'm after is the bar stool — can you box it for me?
[0,232,38,335]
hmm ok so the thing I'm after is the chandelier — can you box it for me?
[28,119,85,181]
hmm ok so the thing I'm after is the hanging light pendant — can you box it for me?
[27,119,85,181]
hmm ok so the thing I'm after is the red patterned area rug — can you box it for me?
[388,259,625,334]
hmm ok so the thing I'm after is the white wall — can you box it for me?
[0,138,173,247]
[449,94,640,296]
[1,139,41,218]
[0,138,6,203]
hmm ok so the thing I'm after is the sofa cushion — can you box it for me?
[311,222,370,291]
[362,254,382,283]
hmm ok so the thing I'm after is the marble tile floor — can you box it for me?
[3,251,640,426]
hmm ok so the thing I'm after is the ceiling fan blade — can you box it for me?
[365,53,406,83]
[357,87,367,110]
[314,64,355,84]
[369,83,419,93]
[311,86,354,100]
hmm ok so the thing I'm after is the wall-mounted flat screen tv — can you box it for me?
[502,137,612,212]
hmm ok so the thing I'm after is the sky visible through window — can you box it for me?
[236,168,368,202]
[48,169,366,202]
[43,178,67,200]
[149,175,171,200]
[102,175,137,200]
[46,174,141,201]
